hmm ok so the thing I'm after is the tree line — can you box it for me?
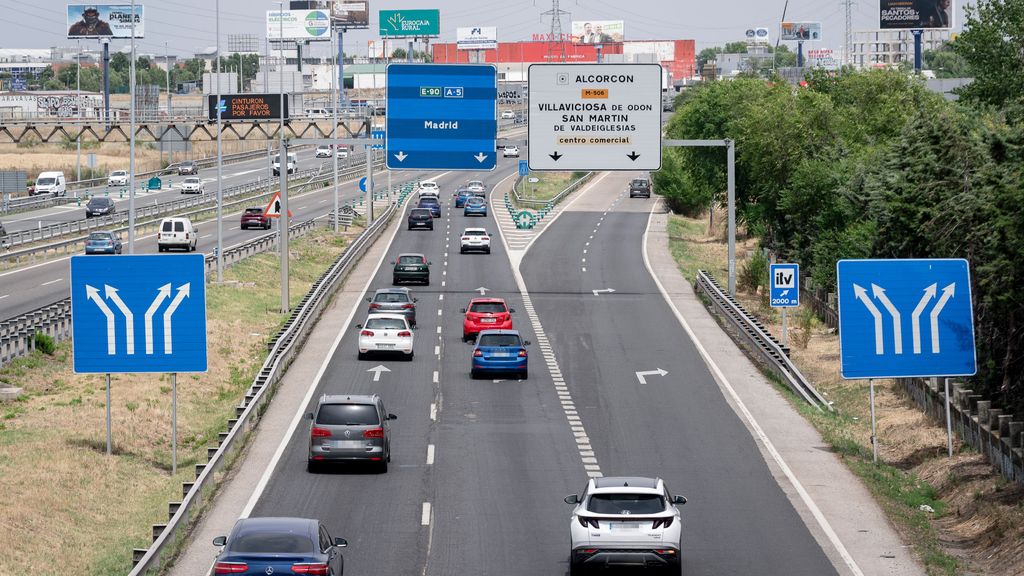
[23,53,261,93]
[654,0,1024,412]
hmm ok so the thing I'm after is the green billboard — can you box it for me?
[379,9,440,37]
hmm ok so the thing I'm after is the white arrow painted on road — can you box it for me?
[872,284,902,355]
[86,285,116,355]
[929,283,956,354]
[474,153,488,163]
[635,368,668,385]
[162,283,190,355]
[393,151,408,162]
[105,285,135,355]
[911,283,937,354]
[476,287,489,296]
[592,288,616,296]
[367,365,391,382]
[144,283,172,355]
[853,284,884,355]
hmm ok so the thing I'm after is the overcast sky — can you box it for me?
[2,1,972,57]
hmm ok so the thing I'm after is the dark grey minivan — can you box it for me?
[307,394,397,473]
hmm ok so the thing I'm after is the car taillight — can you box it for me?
[368,303,381,309]
[652,517,674,529]
[654,549,678,556]
[213,562,248,574]
[473,350,483,357]
[310,426,331,438]
[291,563,330,575]
[461,237,469,241]
[401,303,415,309]
[360,330,374,337]
[397,331,412,337]
[363,427,384,438]
[518,349,527,357]
[577,517,600,529]
[482,236,489,241]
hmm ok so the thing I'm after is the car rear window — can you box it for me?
[185,178,200,184]
[37,178,56,185]
[418,198,439,206]
[365,317,407,330]
[398,255,424,264]
[478,333,521,347]
[88,232,112,241]
[161,221,173,232]
[470,302,506,313]
[229,532,314,553]
[587,494,664,515]
[316,403,380,426]
[464,230,487,236]
[245,208,263,215]
[410,209,431,218]
[466,198,484,205]
[632,179,649,187]
[174,221,185,232]
[374,292,410,303]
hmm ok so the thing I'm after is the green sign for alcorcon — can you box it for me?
[379,9,440,37]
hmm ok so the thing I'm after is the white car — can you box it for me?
[459,228,491,254]
[417,181,440,198]
[502,145,520,158]
[501,109,515,119]
[107,170,129,187]
[565,476,687,575]
[315,145,332,158]
[465,180,486,194]
[157,217,197,252]
[180,177,204,194]
[357,313,414,359]
[336,148,349,159]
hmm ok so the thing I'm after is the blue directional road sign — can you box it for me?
[769,263,800,308]
[70,254,208,374]
[518,160,529,176]
[358,177,367,192]
[836,259,976,379]
[386,64,497,171]
[371,129,385,150]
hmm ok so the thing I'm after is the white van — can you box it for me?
[157,217,197,252]
[305,108,330,119]
[272,153,297,176]
[33,171,67,197]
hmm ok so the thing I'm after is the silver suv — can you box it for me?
[307,394,397,473]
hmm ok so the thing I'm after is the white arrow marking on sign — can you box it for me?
[144,283,172,355]
[592,288,616,296]
[929,283,956,354]
[779,289,789,298]
[162,283,190,355]
[393,151,408,162]
[911,283,937,354]
[853,284,884,355]
[476,287,489,296]
[86,285,116,355]
[635,368,668,384]
[367,365,391,382]
[105,285,135,355]
[871,284,902,355]
[474,153,488,163]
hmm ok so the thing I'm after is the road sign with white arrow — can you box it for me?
[367,365,391,382]
[769,263,799,308]
[635,368,668,384]
[385,63,497,171]
[836,259,976,379]
[70,254,208,373]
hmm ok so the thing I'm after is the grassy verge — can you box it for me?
[665,211,962,575]
[511,171,585,208]
[0,226,361,574]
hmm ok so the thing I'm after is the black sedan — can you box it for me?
[407,208,434,230]
[85,197,116,218]
[213,517,347,575]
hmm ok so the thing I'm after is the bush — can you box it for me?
[652,149,711,216]
[738,249,768,295]
[34,332,56,355]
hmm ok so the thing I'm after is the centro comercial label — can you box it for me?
[527,64,662,171]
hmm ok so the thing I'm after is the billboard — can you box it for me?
[267,10,332,41]
[744,27,770,44]
[457,27,498,50]
[780,22,822,41]
[67,4,144,38]
[571,20,624,44]
[623,41,675,62]
[880,0,953,29]
[379,9,440,37]
[332,1,369,26]
[208,94,289,121]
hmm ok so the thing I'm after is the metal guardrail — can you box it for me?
[126,187,410,576]
[694,270,832,412]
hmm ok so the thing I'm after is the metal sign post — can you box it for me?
[279,140,290,313]
[171,372,177,475]
[106,373,112,455]
[364,145,374,226]
[869,378,877,463]
[769,262,800,347]
[944,377,954,457]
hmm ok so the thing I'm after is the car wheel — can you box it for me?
[392,277,400,285]
[408,226,413,230]
[158,246,164,252]
[424,279,430,286]
[358,352,367,361]
[460,248,465,254]
[307,460,320,474]
[471,369,480,380]
[378,458,388,474]
[665,557,681,574]
[569,556,586,576]
[485,248,491,254]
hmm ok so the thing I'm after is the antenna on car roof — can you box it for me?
[623,481,629,486]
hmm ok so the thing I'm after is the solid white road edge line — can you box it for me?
[640,205,864,576]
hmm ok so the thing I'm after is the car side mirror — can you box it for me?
[334,537,348,548]
[413,298,419,303]
[460,308,467,313]
[524,340,531,346]
[510,308,516,314]
[428,261,433,266]
[390,261,395,265]
[355,324,363,329]
[306,412,314,420]
[672,495,687,505]
[366,297,372,302]
[212,536,227,547]
[388,413,398,420]
[564,494,579,505]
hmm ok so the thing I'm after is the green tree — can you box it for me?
[952,0,1024,107]
[390,48,407,60]
[923,43,971,78]
[110,51,130,74]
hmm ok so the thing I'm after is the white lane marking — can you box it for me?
[426,444,435,465]
[432,371,439,384]
[297,205,307,210]
[640,207,865,576]
[582,267,587,272]
[439,294,444,301]
[319,199,328,204]
[441,281,446,287]
[429,403,437,421]
[41,278,63,286]
[200,234,212,239]
[421,502,432,526]
[437,309,443,316]
[436,326,442,334]
[434,345,441,356]
[583,249,587,254]
[0,294,9,300]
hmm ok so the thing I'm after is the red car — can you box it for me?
[462,298,515,341]
[240,207,271,230]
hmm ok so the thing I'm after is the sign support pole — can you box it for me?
[102,40,110,127]
[912,29,923,72]
[332,28,340,234]
[869,378,877,463]
[216,0,224,282]
[944,377,954,457]
[106,373,112,456]
[171,372,177,476]
[726,139,736,296]
[278,5,289,313]
[364,145,374,226]
[127,0,137,254]
[781,308,788,347]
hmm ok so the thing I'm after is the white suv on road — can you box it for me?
[107,170,129,187]
[417,181,439,198]
[459,228,491,254]
[565,476,687,574]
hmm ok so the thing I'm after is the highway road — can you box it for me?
[240,171,842,575]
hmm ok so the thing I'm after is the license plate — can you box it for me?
[405,267,419,271]
[377,343,395,349]
[492,352,514,358]
[332,440,363,448]
[481,318,496,323]
[608,522,640,531]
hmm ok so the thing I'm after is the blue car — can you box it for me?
[471,329,529,379]
[417,196,441,218]
[453,189,473,208]
[212,517,347,576]
[84,231,123,254]
[463,196,487,217]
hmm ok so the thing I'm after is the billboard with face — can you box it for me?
[780,22,822,41]
[67,4,144,38]
[571,20,624,45]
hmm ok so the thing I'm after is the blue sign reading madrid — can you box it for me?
[70,254,208,374]
[386,64,497,171]
[836,259,976,379]
[769,263,799,308]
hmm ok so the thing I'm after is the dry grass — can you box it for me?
[0,226,359,574]
[666,210,1023,576]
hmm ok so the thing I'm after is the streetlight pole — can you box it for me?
[128,0,138,253]
[216,0,224,282]
[76,39,81,183]
[278,1,290,312]
[165,41,172,166]
[332,28,339,233]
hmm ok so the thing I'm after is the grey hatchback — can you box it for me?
[307,394,397,473]
[367,287,417,325]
